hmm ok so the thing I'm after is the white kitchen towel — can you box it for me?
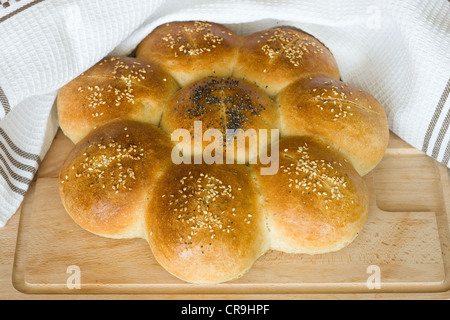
[0,0,449,227]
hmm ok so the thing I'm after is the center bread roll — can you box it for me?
[144,163,270,284]
[160,77,280,164]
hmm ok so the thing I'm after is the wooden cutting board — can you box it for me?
[12,130,450,295]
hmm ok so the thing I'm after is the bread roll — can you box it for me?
[59,120,173,239]
[233,27,340,97]
[144,163,270,284]
[57,56,179,143]
[277,77,389,176]
[160,77,280,164]
[136,21,242,87]
[253,136,369,255]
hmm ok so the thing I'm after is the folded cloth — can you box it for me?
[0,0,449,227]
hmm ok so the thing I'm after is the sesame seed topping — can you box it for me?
[80,59,155,118]
[161,21,224,57]
[260,28,325,67]
[162,171,250,243]
[310,83,377,120]
[66,135,144,194]
[282,143,348,207]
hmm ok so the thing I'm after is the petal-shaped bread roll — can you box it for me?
[254,136,369,255]
[59,120,173,239]
[57,56,179,143]
[233,27,340,97]
[144,163,270,284]
[136,21,242,87]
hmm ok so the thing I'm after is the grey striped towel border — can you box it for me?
[422,79,450,166]
[0,87,40,197]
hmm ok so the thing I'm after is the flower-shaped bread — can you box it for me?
[58,21,389,284]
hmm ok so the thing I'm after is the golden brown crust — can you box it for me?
[233,27,340,97]
[160,77,280,163]
[145,163,270,284]
[253,136,369,254]
[136,21,243,87]
[57,56,179,143]
[59,120,174,239]
[277,77,389,176]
